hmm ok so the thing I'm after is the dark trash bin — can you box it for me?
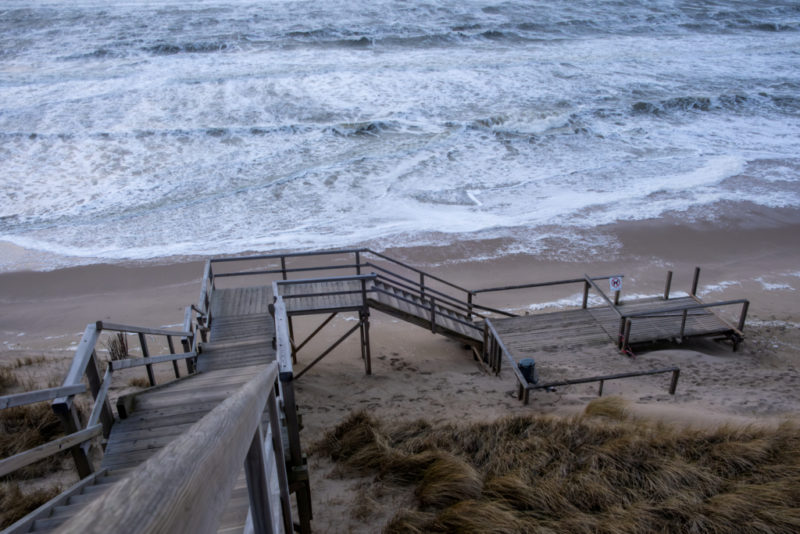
[518,358,538,384]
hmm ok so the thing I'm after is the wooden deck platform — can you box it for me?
[491,296,738,360]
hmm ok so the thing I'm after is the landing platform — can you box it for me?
[491,296,737,360]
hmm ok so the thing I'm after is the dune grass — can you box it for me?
[314,398,800,533]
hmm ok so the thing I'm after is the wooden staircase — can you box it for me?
[12,469,130,534]
[367,279,483,347]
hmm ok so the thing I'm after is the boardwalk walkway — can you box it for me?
[14,288,278,534]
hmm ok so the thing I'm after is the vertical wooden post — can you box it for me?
[280,375,312,534]
[244,423,274,534]
[613,290,620,306]
[582,280,590,309]
[86,351,114,439]
[267,388,293,533]
[280,257,287,280]
[467,292,473,319]
[182,306,196,374]
[623,319,632,354]
[419,272,425,299]
[429,297,436,333]
[664,270,673,300]
[362,310,371,376]
[288,317,297,364]
[669,369,680,395]
[138,333,156,386]
[52,401,93,478]
[738,301,750,332]
[598,380,604,397]
[355,251,361,275]
[482,323,489,363]
[167,336,180,379]
[679,309,688,340]
[618,316,627,349]
[691,266,701,296]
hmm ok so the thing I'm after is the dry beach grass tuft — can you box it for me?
[315,398,800,533]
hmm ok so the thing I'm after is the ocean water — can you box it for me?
[1,0,799,270]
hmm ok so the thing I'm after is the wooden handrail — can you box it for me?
[583,274,622,316]
[96,321,192,338]
[110,352,198,371]
[485,319,525,384]
[59,363,282,534]
[621,298,750,319]
[213,263,357,279]
[0,384,85,410]
[0,425,103,478]
[473,274,625,294]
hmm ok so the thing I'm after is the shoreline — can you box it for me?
[1,219,798,350]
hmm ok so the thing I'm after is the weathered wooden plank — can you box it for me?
[98,322,192,338]
[0,425,102,478]
[0,384,85,410]
[0,469,110,534]
[111,351,198,371]
[60,363,279,534]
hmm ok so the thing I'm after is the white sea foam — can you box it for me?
[1,1,799,270]
[755,277,796,291]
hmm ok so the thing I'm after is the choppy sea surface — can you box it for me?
[1,0,799,270]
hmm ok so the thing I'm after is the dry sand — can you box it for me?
[1,221,799,532]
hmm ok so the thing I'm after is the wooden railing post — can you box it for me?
[244,423,274,534]
[582,280,590,309]
[419,272,425,299]
[618,316,627,349]
[691,266,701,296]
[167,336,180,379]
[679,309,688,340]
[738,301,750,332]
[280,257,287,280]
[482,323,489,363]
[467,292,474,319]
[138,333,156,386]
[52,400,93,478]
[86,351,114,439]
[267,388,293,533]
[664,270,673,300]
[355,251,361,275]
[429,297,436,333]
[669,369,681,395]
[182,306,196,374]
[622,319,633,354]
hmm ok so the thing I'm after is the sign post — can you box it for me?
[609,276,622,293]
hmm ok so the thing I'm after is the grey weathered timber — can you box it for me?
[110,351,198,371]
[1,468,110,534]
[59,364,279,534]
[0,384,84,410]
[0,424,102,478]
[97,321,192,338]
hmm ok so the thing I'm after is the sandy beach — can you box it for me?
[1,219,799,532]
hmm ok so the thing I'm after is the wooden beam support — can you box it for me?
[691,266,701,296]
[110,352,198,371]
[138,333,155,386]
[664,270,673,300]
[1,385,85,410]
[0,425,102,478]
